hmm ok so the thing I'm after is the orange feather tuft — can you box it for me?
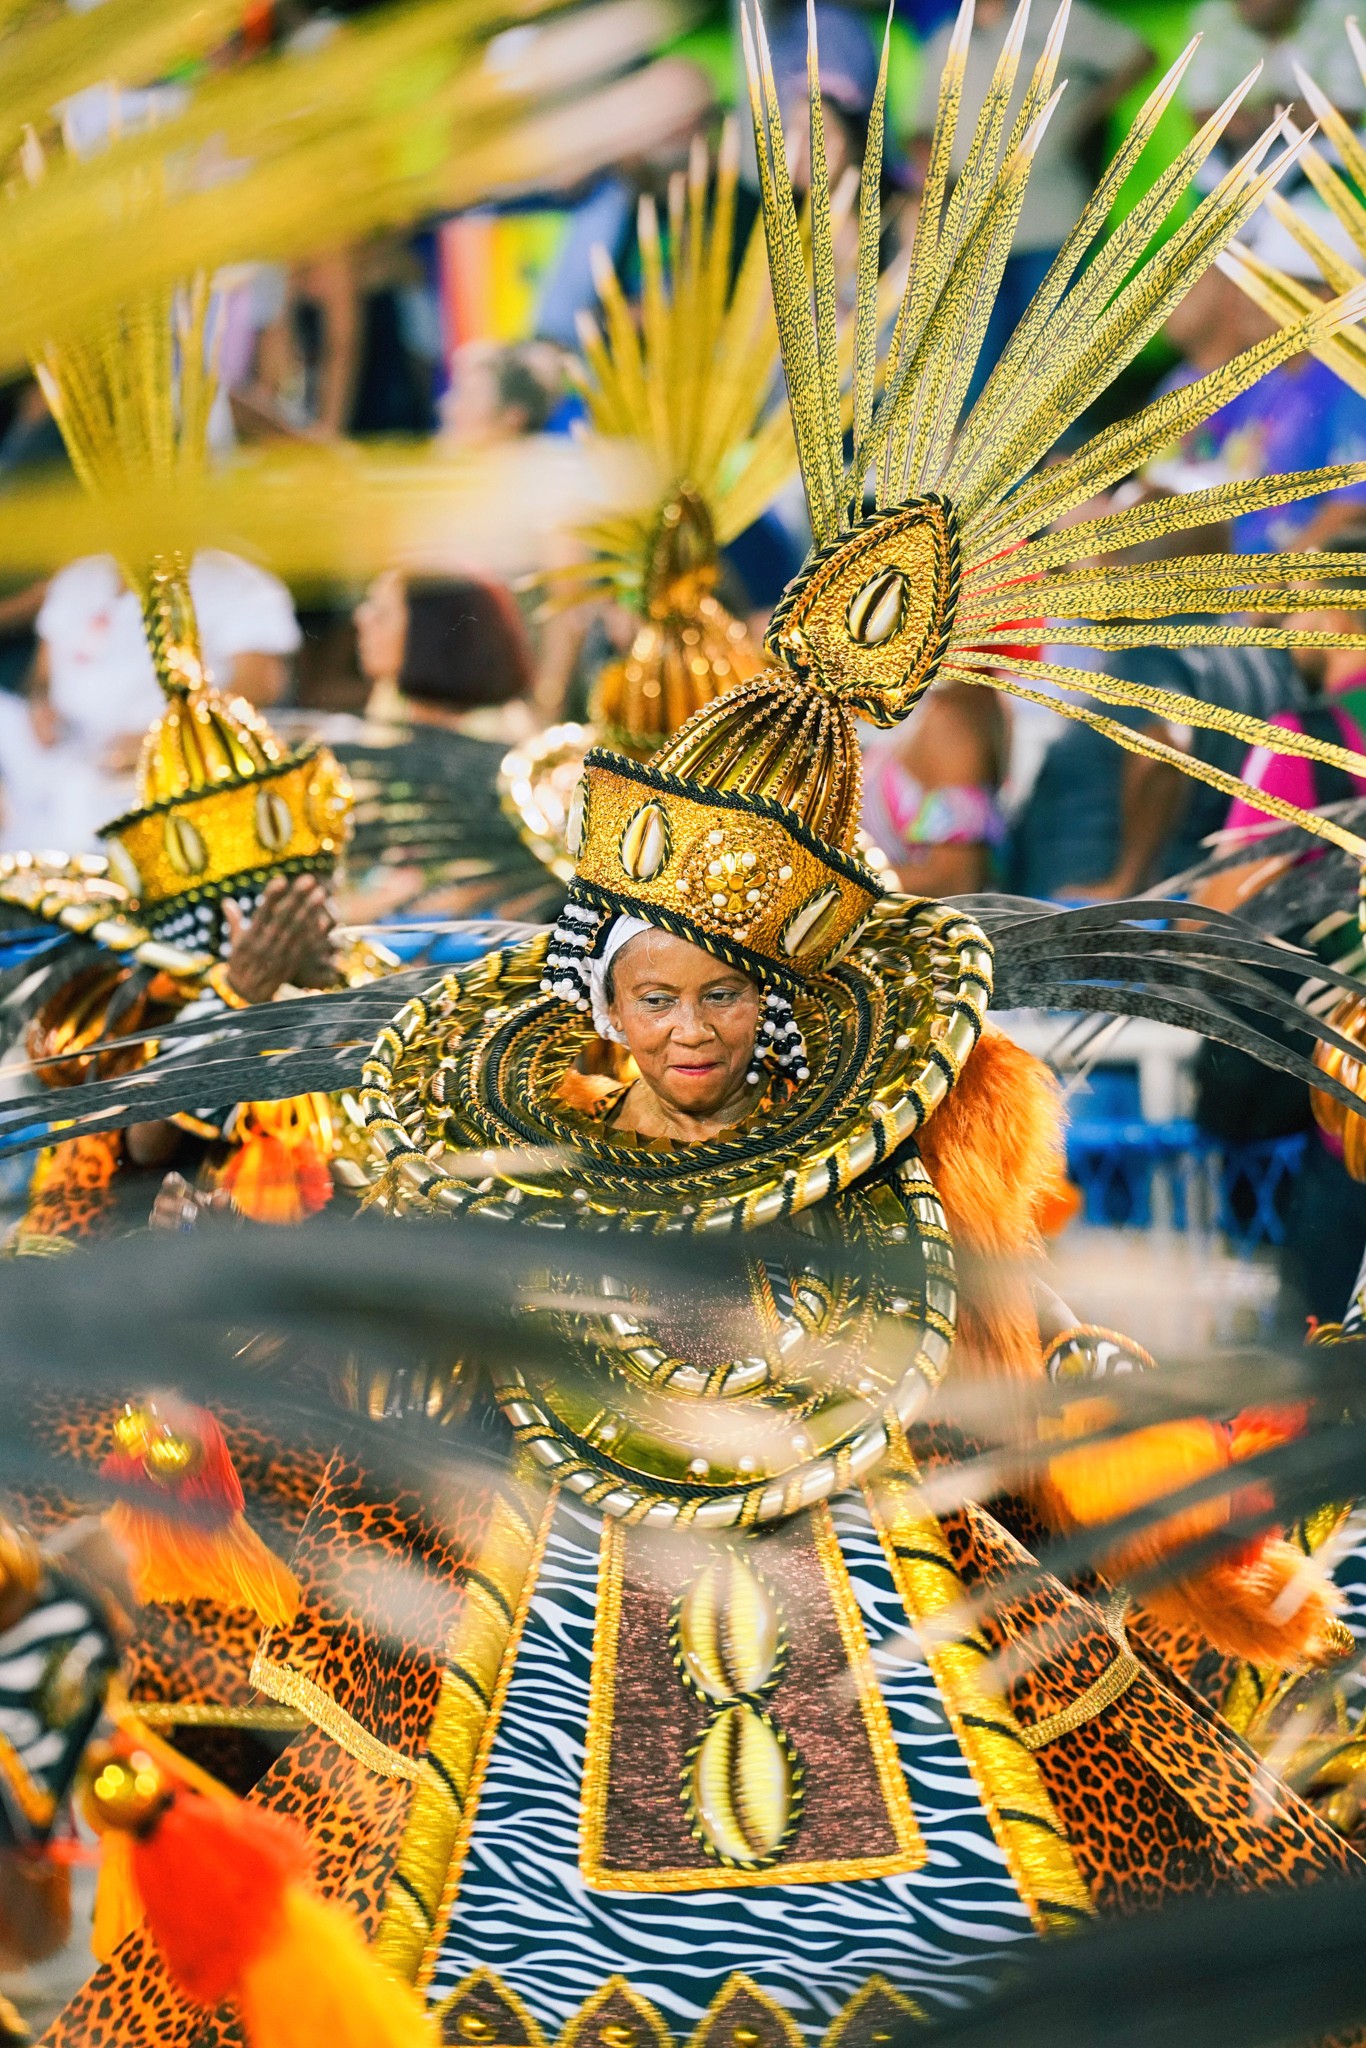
[1141,1538,1345,1671]
[918,1027,1067,1380]
[88,1750,436,2048]
[102,1402,300,1626]
[1046,1409,1345,1670]
[132,1792,306,2007]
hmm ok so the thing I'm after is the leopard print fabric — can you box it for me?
[5,1393,333,1788]
[125,1599,278,1792]
[944,1499,1365,1906]
[1125,1606,1240,1714]
[40,1728,411,2048]
[255,1447,504,1763]
[6,1391,331,1544]
[20,1133,124,1245]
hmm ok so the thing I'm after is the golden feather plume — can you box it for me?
[1218,27,1366,400]
[743,0,1366,858]
[562,117,794,613]
[544,101,908,762]
[0,0,691,384]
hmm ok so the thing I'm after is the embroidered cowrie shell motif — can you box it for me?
[254,788,294,853]
[782,886,842,960]
[105,839,143,898]
[690,1703,796,1865]
[566,777,589,858]
[162,812,208,877]
[677,1551,780,1700]
[847,567,907,646]
[765,496,959,723]
[619,802,670,881]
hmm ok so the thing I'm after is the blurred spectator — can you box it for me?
[1194,525,1366,1327]
[1007,689,1180,900]
[1110,639,1306,877]
[345,570,540,928]
[240,235,441,441]
[1004,495,1307,897]
[910,0,1151,392]
[431,340,573,716]
[1183,0,1365,159]
[250,251,361,439]
[439,340,567,447]
[862,682,1008,895]
[769,7,884,189]
[1219,527,1366,862]
[354,568,535,743]
[528,50,717,350]
[0,550,299,854]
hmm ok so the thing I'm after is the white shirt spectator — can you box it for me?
[0,550,300,856]
[1184,0,1366,114]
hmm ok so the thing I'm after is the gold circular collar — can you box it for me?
[361,896,992,1231]
[358,898,991,1527]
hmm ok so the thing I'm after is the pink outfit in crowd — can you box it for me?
[1225,691,1366,838]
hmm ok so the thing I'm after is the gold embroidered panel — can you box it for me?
[581,1506,924,1891]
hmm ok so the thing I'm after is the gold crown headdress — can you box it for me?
[501,124,791,880]
[550,0,1366,998]
[35,281,351,935]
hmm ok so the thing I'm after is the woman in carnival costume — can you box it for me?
[42,1,1366,2041]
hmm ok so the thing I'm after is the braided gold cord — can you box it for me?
[359,899,992,1231]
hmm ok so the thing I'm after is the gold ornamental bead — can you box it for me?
[142,1432,199,1483]
[81,1744,169,1834]
[112,1406,154,1460]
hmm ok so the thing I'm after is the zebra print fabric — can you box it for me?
[429,1494,1036,2039]
[0,1568,118,1848]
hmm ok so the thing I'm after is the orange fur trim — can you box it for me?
[1142,1539,1344,1671]
[555,1071,626,1116]
[1046,1419,1231,1580]
[918,1027,1066,1380]
[918,1027,1067,1257]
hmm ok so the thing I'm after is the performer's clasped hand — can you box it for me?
[223,874,339,1004]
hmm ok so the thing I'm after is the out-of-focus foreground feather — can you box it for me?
[0,438,655,584]
[0,0,698,378]
[9,898,1362,1159]
[912,1880,1366,2048]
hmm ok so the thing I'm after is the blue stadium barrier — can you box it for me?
[1063,1064,1309,1248]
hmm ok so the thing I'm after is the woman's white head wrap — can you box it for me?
[588,915,654,1044]
[543,904,810,1083]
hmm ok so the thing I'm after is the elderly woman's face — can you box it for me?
[607,930,761,1118]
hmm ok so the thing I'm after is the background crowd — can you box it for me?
[6,0,1366,1314]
